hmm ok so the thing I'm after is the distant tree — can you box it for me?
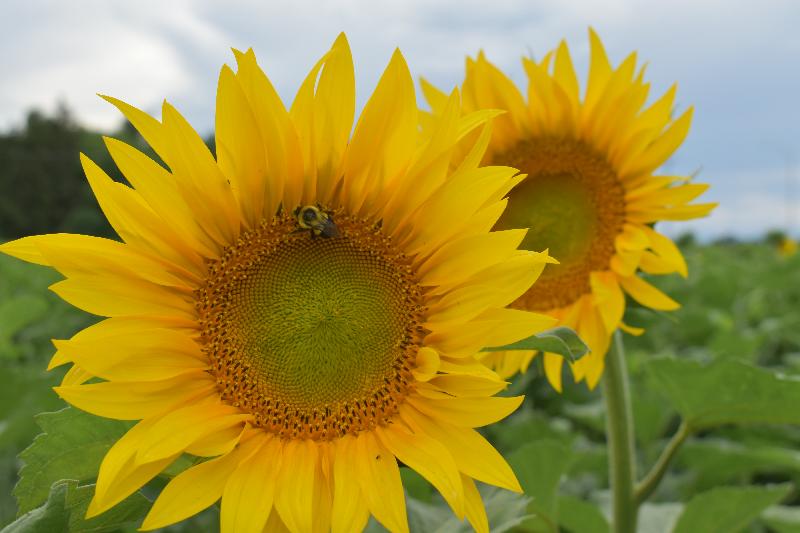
[0,103,213,240]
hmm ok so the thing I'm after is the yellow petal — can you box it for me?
[141,439,259,531]
[274,439,317,533]
[233,48,300,217]
[33,232,196,289]
[553,40,580,119]
[355,431,408,533]
[618,274,680,311]
[159,102,241,244]
[412,347,440,382]
[620,321,645,336]
[61,364,92,386]
[79,154,205,274]
[427,375,506,397]
[311,33,355,201]
[407,394,523,428]
[543,352,564,392]
[575,308,610,389]
[185,423,246,458]
[438,357,503,381]
[622,108,694,177]
[626,202,717,222]
[467,53,529,147]
[377,425,465,518]
[427,253,547,326]
[54,373,215,420]
[53,326,206,382]
[404,166,519,256]
[641,226,688,277]
[381,89,463,234]
[88,417,180,517]
[216,65,267,228]
[420,77,450,114]
[628,183,711,210]
[418,229,526,287]
[462,475,489,533]
[103,137,218,259]
[136,401,249,462]
[49,275,194,319]
[344,49,416,216]
[584,27,613,114]
[331,436,370,533]
[590,271,625,333]
[400,405,521,492]
[221,436,281,533]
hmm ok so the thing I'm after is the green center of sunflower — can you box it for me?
[492,138,626,310]
[197,212,425,441]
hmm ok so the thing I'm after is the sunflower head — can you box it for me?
[423,29,716,391]
[1,34,557,532]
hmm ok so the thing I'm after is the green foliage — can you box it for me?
[647,358,800,429]
[1,480,149,533]
[508,440,573,532]
[14,408,132,515]
[672,484,791,533]
[483,326,589,362]
[366,486,531,533]
[557,495,609,533]
[762,505,800,533]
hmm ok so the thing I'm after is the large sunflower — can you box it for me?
[422,29,716,391]
[1,35,557,532]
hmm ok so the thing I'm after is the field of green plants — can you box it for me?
[1,238,798,532]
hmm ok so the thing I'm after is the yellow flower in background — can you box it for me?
[423,29,716,391]
[778,236,798,257]
[0,35,559,533]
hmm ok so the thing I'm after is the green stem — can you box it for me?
[602,330,637,533]
[635,421,690,504]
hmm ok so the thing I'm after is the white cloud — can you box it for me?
[1,0,798,237]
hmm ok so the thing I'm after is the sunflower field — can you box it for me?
[0,26,798,533]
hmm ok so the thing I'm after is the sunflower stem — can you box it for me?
[602,330,637,533]
[634,420,690,504]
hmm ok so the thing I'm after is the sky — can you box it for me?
[1,0,798,239]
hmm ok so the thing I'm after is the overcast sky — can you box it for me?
[2,0,798,239]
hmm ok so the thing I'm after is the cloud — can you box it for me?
[1,0,798,237]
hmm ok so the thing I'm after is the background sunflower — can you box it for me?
[423,29,716,391]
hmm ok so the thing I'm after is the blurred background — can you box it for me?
[1,0,799,241]
[1,1,800,531]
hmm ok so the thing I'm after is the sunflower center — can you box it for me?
[196,212,425,441]
[492,138,625,310]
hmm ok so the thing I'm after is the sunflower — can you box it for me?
[422,29,716,391]
[0,35,558,532]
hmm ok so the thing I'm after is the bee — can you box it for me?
[292,204,339,238]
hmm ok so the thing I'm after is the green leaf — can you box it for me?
[482,327,589,363]
[365,486,531,533]
[557,495,609,533]
[508,440,574,532]
[647,358,800,429]
[0,295,49,358]
[762,505,800,533]
[637,502,683,533]
[14,408,133,515]
[672,484,791,533]
[680,439,800,490]
[2,479,149,533]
